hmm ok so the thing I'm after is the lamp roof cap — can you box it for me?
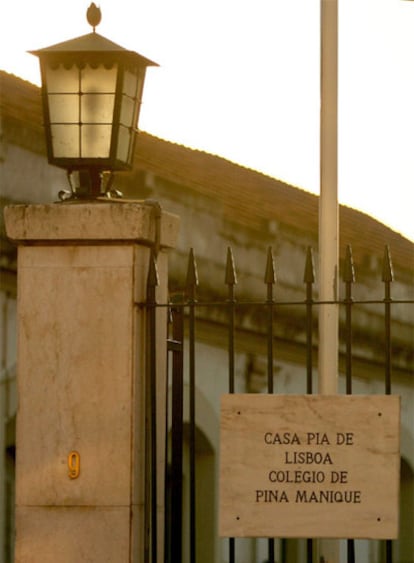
[30,32,158,68]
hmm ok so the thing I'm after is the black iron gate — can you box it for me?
[143,245,413,563]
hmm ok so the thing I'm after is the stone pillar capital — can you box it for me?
[5,201,179,250]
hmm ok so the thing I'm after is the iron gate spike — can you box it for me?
[186,248,199,291]
[382,245,394,283]
[264,246,276,285]
[147,251,159,288]
[343,244,356,283]
[225,246,238,286]
[303,246,315,284]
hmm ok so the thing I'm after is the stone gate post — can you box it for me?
[4,201,179,563]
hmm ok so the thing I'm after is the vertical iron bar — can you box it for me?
[150,311,158,562]
[386,541,393,563]
[169,297,184,563]
[265,247,276,563]
[226,247,237,394]
[304,247,315,396]
[145,251,159,563]
[346,539,355,563]
[304,247,315,563]
[265,247,276,395]
[144,298,152,561]
[344,245,355,562]
[164,309,172,563]
[382,245,394,563]
[281,539,287,563]
[186,249,199,563]
[164,308,172,563]
[306,538,313,563]
[383,245,393,395]
[225,247,237,563]
[344,245,355,396]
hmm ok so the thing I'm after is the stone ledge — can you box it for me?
[4,200,180,249]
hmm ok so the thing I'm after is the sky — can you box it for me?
[1,0,413,242]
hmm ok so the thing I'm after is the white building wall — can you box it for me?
[0,291,17,563]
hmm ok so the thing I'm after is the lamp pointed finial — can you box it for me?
[87,3,102,32]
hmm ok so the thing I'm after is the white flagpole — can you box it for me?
[319,1,340,560]
[319,0,339,396]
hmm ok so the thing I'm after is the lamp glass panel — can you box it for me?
[82,94,115,123]
[119,95,135,127]
[81,125,111,157]
[48,94,79,123]
[123,69,139,98]
[51,124,79,157]
[81,64,118,93]
[45,64,79,93]
[116,125,131,162]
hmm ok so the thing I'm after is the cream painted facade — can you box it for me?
[1,72,413,562]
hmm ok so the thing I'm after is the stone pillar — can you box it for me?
[4,202,179,563]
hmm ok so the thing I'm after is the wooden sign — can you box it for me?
[219,394,400,539]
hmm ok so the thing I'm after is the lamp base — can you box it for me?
[58,170,123,202]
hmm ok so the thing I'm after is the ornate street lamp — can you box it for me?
[31,3,158,200]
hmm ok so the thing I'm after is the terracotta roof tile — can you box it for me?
[1,70,413,271]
